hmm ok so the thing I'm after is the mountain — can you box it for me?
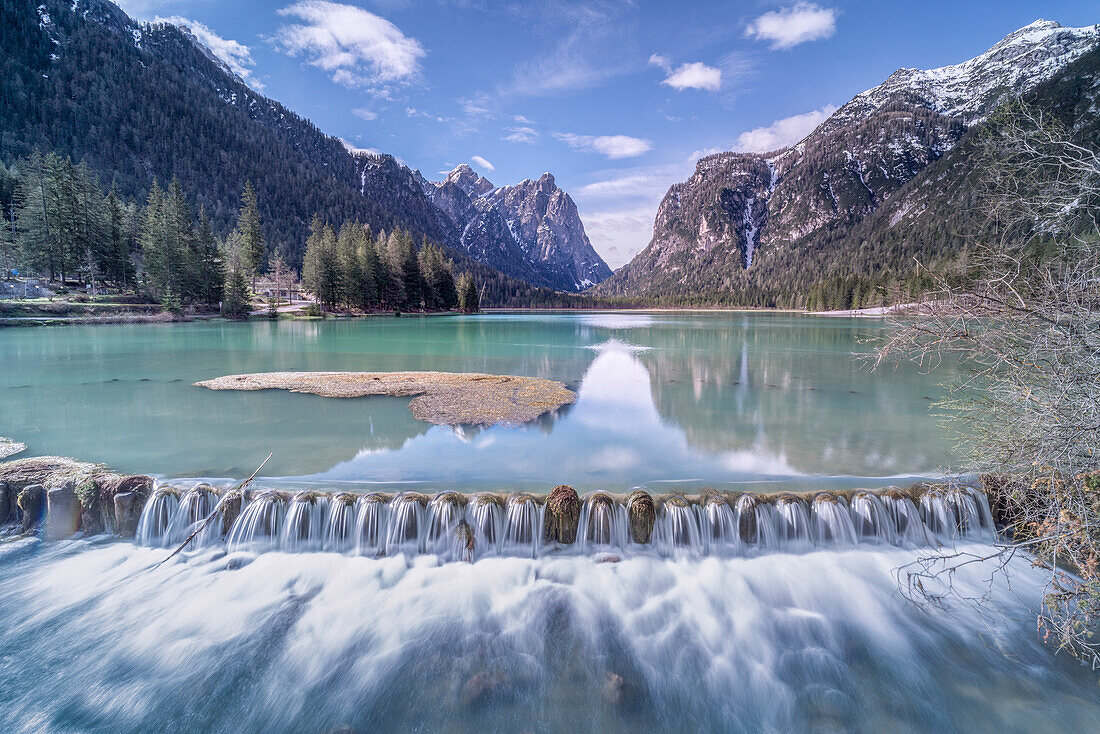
[417,165,612,292]
[0,0,606,297]
[595,20,1100,308]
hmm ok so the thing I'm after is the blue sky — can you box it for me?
[115,0,1100,268]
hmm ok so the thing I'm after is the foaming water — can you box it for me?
[1,537,1098,733]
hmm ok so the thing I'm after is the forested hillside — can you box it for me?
[0,0,604,305]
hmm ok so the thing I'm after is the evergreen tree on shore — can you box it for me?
[236,181,265,291]
[457,272,479,313]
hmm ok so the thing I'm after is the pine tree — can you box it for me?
[337,221,365,310]
[140,179,174,299]
[236,181,265,290]
[221,267,251,319]
[193,207,224,305]
[359,232,381,310]
[101,190,134,287]
[71,160,108,287]
[374,231,399,308]
[419,241,458,310]
[302,216,340,311]
[457,272,479,313]
[15,151,62,280]
[166,177,196,301]
[386,229,420,310]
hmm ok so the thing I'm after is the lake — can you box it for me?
[0,311,958,490]
[3,313,1100,733]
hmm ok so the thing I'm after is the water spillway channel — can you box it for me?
[133,483,996,560]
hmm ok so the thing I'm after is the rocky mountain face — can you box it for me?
[349,156,610,292]
[596,20,1100,305]
[413,165,612,292]
[2,0,605,297]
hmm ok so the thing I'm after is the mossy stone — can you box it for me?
[627,490,656,544]
[543,485,580,544]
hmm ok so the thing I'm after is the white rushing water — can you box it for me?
[0,533,1098,733]
[129,483,998,562]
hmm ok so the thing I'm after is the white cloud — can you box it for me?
[745,2,838,50]
[579,174,665,198]
[275,1,424,88]
[156,16,263,90]
[647,53,672,72]
[661,61,722,91]
[581,207,656,269]
[352,108,378,121]
[502,126,539,144]
[554,133,652,159]
[734,104,837,152]
[513,114,535,124]
[340,138,380,157]
[470,155,495,172]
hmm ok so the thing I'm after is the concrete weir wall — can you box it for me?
[0,457,153,539]
[1,457,997,552]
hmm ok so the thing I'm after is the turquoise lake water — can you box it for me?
[0,312,958,490]
[6,312,1100,734]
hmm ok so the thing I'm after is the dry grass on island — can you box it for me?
[195,371,577,426]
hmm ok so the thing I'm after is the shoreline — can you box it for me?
[0,300,931,328]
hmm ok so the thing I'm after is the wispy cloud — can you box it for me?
[745,3,838,50]
[352,107,378,121]
[734,104,837,151]
[274,0,424,89]
[554,133,652,159]
[502,126,539,144]
[579,173,666,198]
[470,155,494,172]
[156,16,263,90]
[506,2,637,97]
[648,53,672,72]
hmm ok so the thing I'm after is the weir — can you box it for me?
[135,484,998,559]
[0,458,997,560]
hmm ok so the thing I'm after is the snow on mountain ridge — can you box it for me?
[840,20,1099,125]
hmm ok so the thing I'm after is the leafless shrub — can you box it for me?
[874,98,1100,665]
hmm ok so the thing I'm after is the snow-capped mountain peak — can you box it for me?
[838,20,1099,125]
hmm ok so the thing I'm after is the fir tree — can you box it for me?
[457,272,480,313]
[221,267,251,319]
[337,221,365,310]
[193,207,224,305]
[236,181,265,290]
[302,217,340,311]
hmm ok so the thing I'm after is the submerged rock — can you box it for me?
[627,489,656,544]
[17,484,46,533]
[603,672,641,707]
[461,672,509,708]
[543,484,580,544]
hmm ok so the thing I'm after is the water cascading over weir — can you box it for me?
[0,459,997,558]
[20,478,997,561]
